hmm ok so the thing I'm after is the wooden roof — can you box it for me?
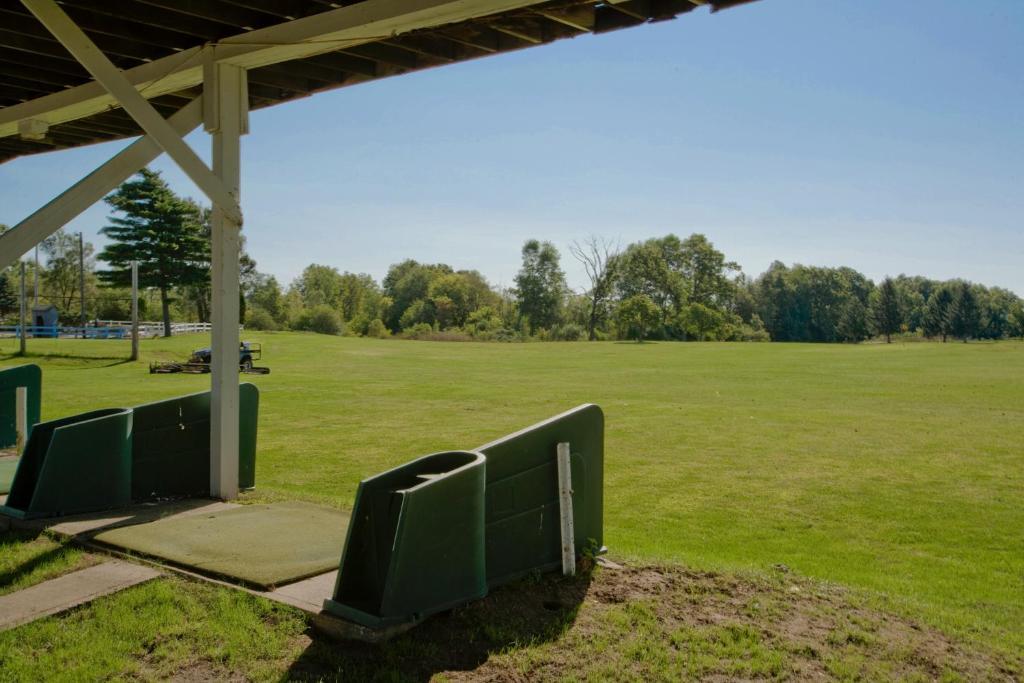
[0,0,757,163]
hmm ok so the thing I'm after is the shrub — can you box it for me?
[402,322,435,339]
[345,314,371,337]
[245,306,277,331]
[366,319,389,339]
[294,304,343,335]
[548,322,585,341]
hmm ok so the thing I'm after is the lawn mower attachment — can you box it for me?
[149,342,270,375]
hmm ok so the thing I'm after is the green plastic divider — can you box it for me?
[0,364,42,449]
[325,404,604,629]
[1,408,132,519]
[478,403,604,586]
[325,450,487,628]
[0,383,259,519]
[132,383,259,499]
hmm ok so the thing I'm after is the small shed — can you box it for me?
[31,304,59,337]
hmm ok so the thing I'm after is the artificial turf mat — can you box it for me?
[92,501,350,589]
[0,459,17,495]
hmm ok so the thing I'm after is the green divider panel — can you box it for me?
[131,383,259,500]
[324,404,604,630]
[1,408,132,519]
[476,403,604,587]
[0,384,259,518]
[325,450,487,628]
[0,364,42,448]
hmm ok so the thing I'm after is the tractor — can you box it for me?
[149,342,269,374]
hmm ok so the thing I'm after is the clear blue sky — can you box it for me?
[2,0,1022,294]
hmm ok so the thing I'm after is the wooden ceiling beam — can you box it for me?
[55,0,223,40]
[133,0,273,31]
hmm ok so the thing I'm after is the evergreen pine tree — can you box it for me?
[923,285,954,342]
[871,277,902,343]
[0,271,17,317]
[97,169,209,337]
[947,281,980,342]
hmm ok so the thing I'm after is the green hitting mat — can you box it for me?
[0,459,17,495]
[93,502,350,589]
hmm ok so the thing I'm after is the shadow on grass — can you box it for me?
[0,350,132,364]
[0,529,69,590]
[284,565,594,682]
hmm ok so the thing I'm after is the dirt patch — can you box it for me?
[284,559,1021,682]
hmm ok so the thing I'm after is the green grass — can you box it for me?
[0,530,98,597]
[0,333,1021,670]
[0,576,306,682]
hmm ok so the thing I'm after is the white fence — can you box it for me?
[97,321,215,338]
[0,321,242,339]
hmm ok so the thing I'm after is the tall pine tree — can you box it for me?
[97,169,208,337]
[948,281,980,343]
[871,277,902,343]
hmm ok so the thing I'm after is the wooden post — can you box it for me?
[557,442,576,576]
[207,59,247,501]
[19,261,27,356]
[15,386,27,454]
[130,260,139,361]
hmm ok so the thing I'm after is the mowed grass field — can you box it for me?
[0,333,1021,675]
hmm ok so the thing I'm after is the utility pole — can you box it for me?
[33,245,39,306]
[19,261,27,356]
[78,231,86,337]
[130,260,139,361]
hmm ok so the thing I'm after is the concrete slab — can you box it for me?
[0,560,162,631]
[268,570,337,613]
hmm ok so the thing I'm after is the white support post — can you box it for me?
[15,387,28,454]
[557,442,576,576]
[207,61,248,501]
[130,261,139,362]
[21,0,242,225]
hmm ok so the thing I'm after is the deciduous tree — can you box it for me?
[514,239,566,332]
[570,236,619,341]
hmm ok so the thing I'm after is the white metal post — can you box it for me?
[207,60,247,500]
[15,386,27,454]
[130,261,139,361]
[19,261,27,356]
[557,442,576,576]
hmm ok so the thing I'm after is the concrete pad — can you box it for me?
[268,570,337,613]
[0,560,161,631]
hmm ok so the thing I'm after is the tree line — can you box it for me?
[3,169,1022,343]
[246,234,1024,344]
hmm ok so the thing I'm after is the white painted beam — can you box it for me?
[0,98,203,269]
[20,0,242,224]
[0,0,541,139]
[208,63,247,501]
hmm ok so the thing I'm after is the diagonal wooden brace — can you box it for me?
[0,98,204,269]
[21,0,243,225]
